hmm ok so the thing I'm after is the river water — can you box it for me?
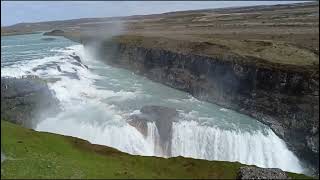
[1,33,306,173]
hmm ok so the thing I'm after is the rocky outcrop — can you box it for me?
[87,41,319,173]
[128,105,178,156]
[70,53,88,69]
[237,166,290,179]
[43,29,64,36]
[1,76,60,128]
[43,30,82,43]
[41,37,56,41]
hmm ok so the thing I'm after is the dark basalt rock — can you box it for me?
[70,54,82,63]
[237,166,290,179]
[128,105,178,156]
[41,37,56,41]
[70,54,88,69]
[43,29,64,36]
[1,76,60,128]
[57,65,62,72]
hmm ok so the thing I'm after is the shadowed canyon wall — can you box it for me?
[83,40,319,171]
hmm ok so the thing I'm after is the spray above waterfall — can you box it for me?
[79,20,127,61]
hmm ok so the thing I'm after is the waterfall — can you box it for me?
[1,35,305,175]
[144,120,303,173]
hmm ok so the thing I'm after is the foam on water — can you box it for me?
[37,112,154,156]
[1,34,307,174]
[171,121,303,173]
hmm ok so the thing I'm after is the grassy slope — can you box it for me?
[1,120,311,179]
[1,28,40,36]
[112,35,318,73]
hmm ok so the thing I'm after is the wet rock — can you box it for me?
[69,54,88,69]
[128,118,148,137]
[1,76,60,128]
[70,54,82,63]
[41,37,56,41]
[140,105,178,142]
[128,105,178,156]
[43,29,64,36]
[236,166,290,179]
[307,135,319,153]
[71,61,83,67]
[57,65,62,72]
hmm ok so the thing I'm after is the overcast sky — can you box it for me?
[1,1,308,26]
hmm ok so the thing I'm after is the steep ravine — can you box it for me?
[79,37,319,173]
[51,30,319,173]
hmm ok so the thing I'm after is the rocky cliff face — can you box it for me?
[237,166,291,179]
[86,41,319,172]
[128,105,178,156]
[1,76,60,128]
